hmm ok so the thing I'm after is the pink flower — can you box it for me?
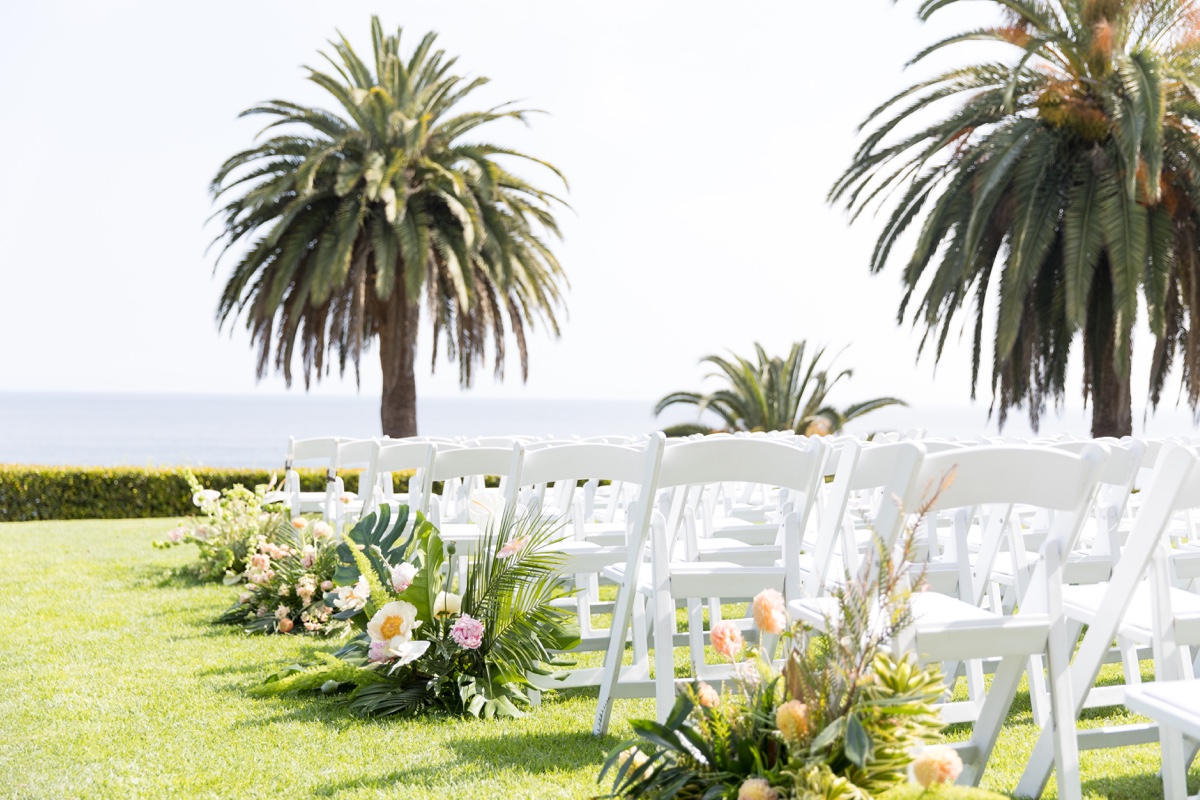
[752,589,787,635]
[368,640,391,663]
[710,621,744,660]
[450,614,485,650]
[912,745,963,787]
[737,778,778,800]
[496,536,529,559]
[166,527,185,543]
[320,580,334,592]
[249,553,271,571]
[300,545,318,569]
[697,682,719,708]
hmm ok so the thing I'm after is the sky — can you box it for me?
[0,0,1196,436]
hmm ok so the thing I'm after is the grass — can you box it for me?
[0,518,1193,798]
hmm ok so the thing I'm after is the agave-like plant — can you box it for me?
[832,0,1200,437]
[655,342,905,436]
[210,18,567,437]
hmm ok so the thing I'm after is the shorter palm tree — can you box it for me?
[655,342,906,436]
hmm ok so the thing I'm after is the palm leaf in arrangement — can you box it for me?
[656,341,906,435]
[833,0,1200,436]
[210,17,568,437]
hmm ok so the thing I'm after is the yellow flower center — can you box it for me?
[380,615,403,639]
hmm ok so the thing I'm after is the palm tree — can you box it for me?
[654,342,906,436]
[831,0,1200,437]
[210,18,567,437]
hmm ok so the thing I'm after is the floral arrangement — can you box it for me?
[216,516,344,636]
[252,504,581,719]
[601,487,957,800]
[153,470,289,582]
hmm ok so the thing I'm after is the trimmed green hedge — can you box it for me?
[0,466,415,522]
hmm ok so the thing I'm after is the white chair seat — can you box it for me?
[695,536,781,566]
[789,592,1050,662]
[1062,582,1200,644]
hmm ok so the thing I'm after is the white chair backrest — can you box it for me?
[367,442,438,517]
[506,441,655,523]
[428,445,522,525]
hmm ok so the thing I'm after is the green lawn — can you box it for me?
[0,519,1190,798]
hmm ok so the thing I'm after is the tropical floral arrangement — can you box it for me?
[252,504,581,719]
[154,470,295,582]
[216,516,344,635]
[601,489,957,800]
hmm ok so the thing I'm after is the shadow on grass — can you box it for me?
[311,730,619,797]
[1081,772,1169,799]
[127,563,212,590]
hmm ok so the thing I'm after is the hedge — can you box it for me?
[0,466,417,522]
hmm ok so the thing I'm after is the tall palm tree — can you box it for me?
[655,342,906,436]
[210,18,567,437]
[832,0,1200,437]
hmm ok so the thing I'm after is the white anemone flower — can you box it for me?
[390,562,418,593]
[367,600,421,643]
[433,591,463,617]
[193,489,221,508]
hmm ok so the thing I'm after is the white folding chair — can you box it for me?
[361,441,437,521]
[1017,445,1200,799]
[276,436,340,522]
[593,435,829,730]
[792,444,1106,799]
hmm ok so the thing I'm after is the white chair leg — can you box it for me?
[1160,724,1190,800]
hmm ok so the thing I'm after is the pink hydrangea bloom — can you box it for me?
[450,614,485,650]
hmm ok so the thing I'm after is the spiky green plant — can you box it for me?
[832,0,1200,437]
[210,17,567,437]
[655,342,905,436]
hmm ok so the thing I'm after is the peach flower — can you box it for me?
[710,621,744,659]
[697,682,719,708]
[912,745,963,787]
[291,517,309,531]
[737,778,778,800]
[752,589,787,635]
[277,618,294,633]
[775,699,809,744]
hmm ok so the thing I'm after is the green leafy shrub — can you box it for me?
[0,466,415,522]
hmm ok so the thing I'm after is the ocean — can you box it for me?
[0,391,1196,468]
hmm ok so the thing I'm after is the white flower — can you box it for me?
[433,591,462,617]
[274,605,290,620]
[367,600,422,644]
[333,575,370,611]
[385,639,430,667]
[192,489,221,508]
[391,562,418,593]
[468,494,505,527]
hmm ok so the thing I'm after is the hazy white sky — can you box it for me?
[0,0,1193,434]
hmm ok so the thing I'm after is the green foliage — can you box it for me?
[656,341,905,435]
[0,465,413,521]
[832,0,1200,433]
[261,507,578,721]
[210,16,567,400]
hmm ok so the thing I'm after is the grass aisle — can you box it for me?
[0,519,1189,798]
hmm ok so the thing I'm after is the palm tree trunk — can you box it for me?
[1090,335,1133,439]
[379,284,420,438]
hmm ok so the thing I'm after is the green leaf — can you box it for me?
[844,712,874,768]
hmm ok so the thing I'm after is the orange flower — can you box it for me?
[775,699,809,744]
[697,682,720,708]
